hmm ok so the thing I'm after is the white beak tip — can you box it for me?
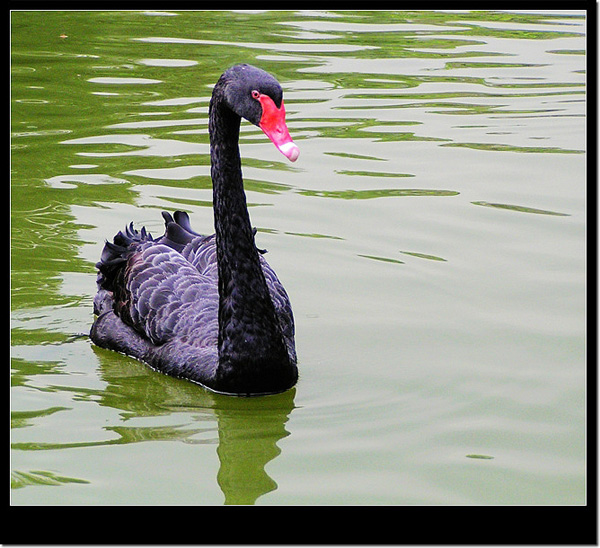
[279,142,300,162]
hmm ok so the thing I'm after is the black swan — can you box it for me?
[90,64,299,396]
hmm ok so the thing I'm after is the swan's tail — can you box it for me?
[93,221,157,320]
[95,222,154,296]
[94,211,199,313]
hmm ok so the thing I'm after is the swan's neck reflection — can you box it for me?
[213,388,295,505]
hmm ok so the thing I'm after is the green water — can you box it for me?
[11,10,587,507]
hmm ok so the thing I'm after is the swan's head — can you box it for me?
[222,64,299,162]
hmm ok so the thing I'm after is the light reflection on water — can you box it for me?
[11,10,586,507]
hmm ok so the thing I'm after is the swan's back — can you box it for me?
[90,211,296,392]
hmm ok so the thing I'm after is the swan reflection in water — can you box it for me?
[98,350,296,505]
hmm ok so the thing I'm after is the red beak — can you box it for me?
[257,94,299,162]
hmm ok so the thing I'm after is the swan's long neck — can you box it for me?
[209,91,290,386]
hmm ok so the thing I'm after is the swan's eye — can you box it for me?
[251,90,260,100]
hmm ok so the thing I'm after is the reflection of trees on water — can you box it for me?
[12,347,295,505]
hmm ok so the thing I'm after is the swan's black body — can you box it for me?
[90,65,298,395]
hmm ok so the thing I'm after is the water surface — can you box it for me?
[11,10,587,506]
